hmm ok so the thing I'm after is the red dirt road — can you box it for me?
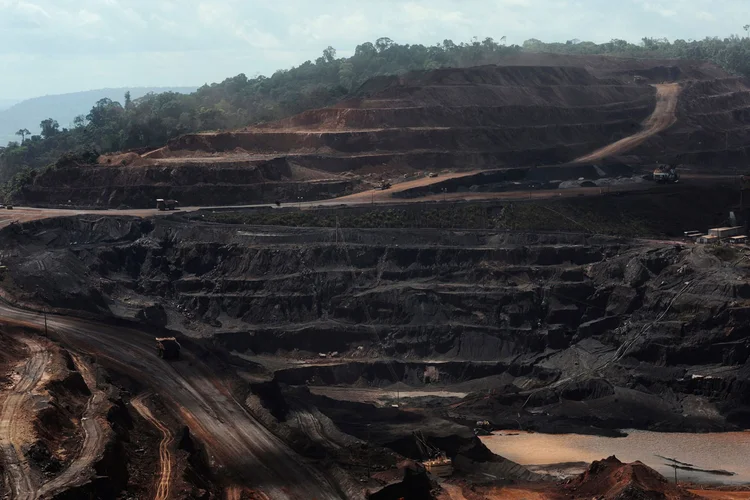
[37,352,109,499]
[0,303,348,500]
[0,338,50,499]
[131,394,173,500]
[575,83,681,163]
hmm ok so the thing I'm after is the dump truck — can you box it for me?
[156,337,181,360]
[652,164,679,184]
[156,199,179,211]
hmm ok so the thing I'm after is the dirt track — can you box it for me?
[36,352,109,499]
[574,83,681,163]
[0,171,736,233]
[131,394,173,500]
[0,303,348,500]
[0,338,49,499]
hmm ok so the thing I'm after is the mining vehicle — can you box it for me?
[380,181,392,190]
[156,199,180,211]
[156,337,181,360]
[652,164,679,184]
[414,431,453,477]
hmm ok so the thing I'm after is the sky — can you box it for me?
[1,0,748,100]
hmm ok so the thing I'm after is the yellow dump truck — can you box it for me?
[156,199,179,211]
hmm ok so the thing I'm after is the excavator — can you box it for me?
[414,431,453,477]
[652,164,680,184]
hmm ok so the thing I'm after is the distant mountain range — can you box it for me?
[0,87,196,146]
[0,99,20,112]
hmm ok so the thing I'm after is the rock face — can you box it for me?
[136,303,167,327]
[565,456,698,499]
[3,216,750,434]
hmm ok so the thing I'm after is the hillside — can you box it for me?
[0,99,19,112]
[3,34,750,193]
[0,87,196,146]
[17,54,742,208]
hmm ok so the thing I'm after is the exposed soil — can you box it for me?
[3,53,750,499]
[575,83,681,162]
[130,394,174,500]
[564,456,697,499]
[16,55,748,209]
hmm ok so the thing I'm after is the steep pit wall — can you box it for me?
[3,216,750,433]
[634,77,750,167]
[19,158,355,208]
[20,64,666,208]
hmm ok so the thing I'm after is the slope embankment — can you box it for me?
[19,64,660,208]
[17,57,750,208]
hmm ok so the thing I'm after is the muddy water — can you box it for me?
[481,430,750,485]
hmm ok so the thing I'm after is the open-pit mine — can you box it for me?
[2,53,750,499]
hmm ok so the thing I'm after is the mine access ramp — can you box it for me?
[156,337,181,360]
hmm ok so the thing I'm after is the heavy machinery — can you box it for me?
[156,199,179,211]
[379,181,392,190]
[414,431,453,477]
[652,164,680,184]
[156,337,181,360]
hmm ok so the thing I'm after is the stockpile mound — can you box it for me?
[565,456,697,499]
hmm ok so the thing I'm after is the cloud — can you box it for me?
[0,0,747,99]
[637,1,677,18]
[401,3,465,23]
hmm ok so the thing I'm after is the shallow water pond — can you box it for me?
[480,430,750,485]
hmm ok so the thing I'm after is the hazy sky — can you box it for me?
[1,0,747,99]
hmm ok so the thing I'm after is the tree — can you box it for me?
[375,37,394,53]
[124,91,133,110]
[15,129,30,144]
[355,42,377,58]
[338,61,355,90]
[73,115,86,128]
[323,46,337,63]
[40,119,60,139]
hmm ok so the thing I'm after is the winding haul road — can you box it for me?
[36,352,109,499]
[0,80,724,236]
[0,338,49,500]
[574,83,682,163]
[131,394,173,500]
[0,302,347,500]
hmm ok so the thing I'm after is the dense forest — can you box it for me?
[2,32,750,193]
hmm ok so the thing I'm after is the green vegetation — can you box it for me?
[523,35,750,77]
[2,32,750,192]
[0,37,522,187]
